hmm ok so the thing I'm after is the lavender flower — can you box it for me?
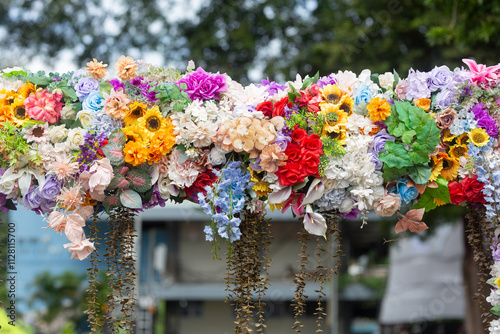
[406,68,431,100]
[435,89,456,109]
[74,77,100,101]
[177,67,227,101]
[39,174,61,201]
[317,74,338,88]
[428,65,453,92]
[261,78,287,96]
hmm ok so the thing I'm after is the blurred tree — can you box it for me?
[2,0,500,81]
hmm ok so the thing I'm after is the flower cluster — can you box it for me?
[3,57,500,307]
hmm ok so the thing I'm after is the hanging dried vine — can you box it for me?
[85,212,103,332]
[292,227,309,333]
[105,209,121,332]
[465,205,494,329]
[225,212,271,334]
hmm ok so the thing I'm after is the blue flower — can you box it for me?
[390,178,419,204]
[354,84,373,107]
[82,91,104,112]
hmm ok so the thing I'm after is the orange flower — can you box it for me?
[367,97,391,122]
[414,98,431,112]
[124,140,147,166]
[85,58,108,79]
[114,55,138,81]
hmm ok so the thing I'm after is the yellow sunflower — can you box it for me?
[440,154,460,181]
[248,167,271,197]
[441,128,456,143]
[0,91,16,107]
[122,126,145,143]
[325,128,347,146]
[125,101,147,126]
[320,104,348,135]
[468,128,490,147]
[9,99,30,126]
[17,82,36,99]
[138,106,167,138]
[433,198,446,206]
[321,84,343,104]
[449,144,468,160]
[429,154,444,182]
[457,133,469,146]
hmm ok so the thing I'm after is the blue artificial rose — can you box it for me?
[74,77,100,101]
[354,84,373,106]
[390,178,419,204]
[82,91,104,112]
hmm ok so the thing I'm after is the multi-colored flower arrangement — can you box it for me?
[2,57,500,331]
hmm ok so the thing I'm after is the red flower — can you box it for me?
[301,151,320,177]
[284,143,302,163]
[273,97,291,117]
[448,181,464,205]
[256,101,273,118]
[276,162,306,186]
[462,175,486,204]
[185,171,218,196]
[291,127,308,145]
[302,134,323,156]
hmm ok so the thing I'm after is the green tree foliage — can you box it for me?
[2,0,500,81]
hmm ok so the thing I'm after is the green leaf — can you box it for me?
[420,176,450,204]
[27,76,53,86]
[370,73,380,86]
[407,165,432,185]
[409,142,430,164]
[103,195,121,212]
[382,166,407,182]
[416,119,441,152]
[99,82,113,97]
[107,174,128,190]
[58,119,82,129]
[101,143,124,166]
[402,129,416,144]
[394,101,411,125]
[60,86,78,102]
[127,169,152,193]
[120,189,143,209]
[384,115,398,135]
[393,70,400,85]
[392,123,408,137]
[379,141,413,168]
[412,192,437,212]
[491,305,500,316]
[108,129,126,146]
[409,106,432,131]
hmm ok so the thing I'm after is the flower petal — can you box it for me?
[303,205,327,238]
[268,186,292,204]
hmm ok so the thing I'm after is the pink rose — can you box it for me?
[24,89,64,123]
[64,238,95,260]
[88,158,113,194]
[395,80,409,100]
[374,193,402,217]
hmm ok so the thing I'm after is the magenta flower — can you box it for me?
[177,67,227,101]
[463,58,500,87]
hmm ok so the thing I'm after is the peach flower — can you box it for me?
[259,144,287,173]
[114,55,138,81]
[64,238,95,260]
[103,88,130,120]
[374,193,401,217]
[85,58,108,79]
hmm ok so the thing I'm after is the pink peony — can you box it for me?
[24,89,64,123]
[88,158,113,194]
[64,238,95,260]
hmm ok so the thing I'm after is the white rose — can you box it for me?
[0,178,15,196]
[209,145,227,165]
[339,196,355,213]
[379,72,395,89]
[49,124,68,143]
[65,128,86,150]
[158,176,172,199]
[76,109,95,128]
[61,104,77,120]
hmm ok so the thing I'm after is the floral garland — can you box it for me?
[1,57,500,331]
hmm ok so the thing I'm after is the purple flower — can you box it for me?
[477,116,499,138]
[317,74,338,88]
[250,158,262,172]
[435,89,456,109]
[491,238,500,262]
[342,207,361,219]
[140,81,158,103]
[472,103,489,119]
[39,175,61,201]
[109,78,125,92]
[69,69,88,86]
[39,199,56,213]
[369,129,394,155]
[23,187,42,210]
[130,76,143,86]
[428,65,453,92]
[406,68,431,100]
[177,67,227,101]
[272,131,292,151]
[261,78,287,96]
[74,77,100,101]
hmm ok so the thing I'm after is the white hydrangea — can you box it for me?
[487,289,500,307]
[489,319,500,334]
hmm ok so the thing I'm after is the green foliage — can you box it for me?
[320,135,346,158]
[413,176,451,212]
[379,142,412,168]
[0,121,33,168]
[119,189,143,209]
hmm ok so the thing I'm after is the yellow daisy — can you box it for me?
[138,106,167,138]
